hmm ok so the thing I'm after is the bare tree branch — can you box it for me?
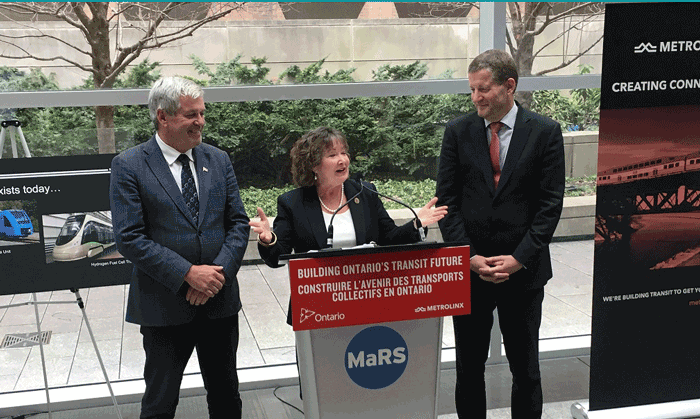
[535,34,603,76]
[533,13,598,58]
[0,31,92,57]
[0,39,94,73]
[530,2,604,37]
[0,3,84,32]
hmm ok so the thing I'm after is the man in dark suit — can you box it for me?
[110,77,250,419]
[436,50,565,419]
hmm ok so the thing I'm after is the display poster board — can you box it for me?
[590,2,700,412]
[289,245,470,330]
[0,154,132,295]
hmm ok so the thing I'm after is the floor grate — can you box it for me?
[0,331,52,349]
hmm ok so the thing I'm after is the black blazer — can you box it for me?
[436,106,565,290]
[257,179,423,324]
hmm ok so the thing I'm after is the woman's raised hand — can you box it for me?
[249,207,273,244]
[417,197,448,227]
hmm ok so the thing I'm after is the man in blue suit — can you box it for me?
[110,77,250,419]
[436,50,565,419]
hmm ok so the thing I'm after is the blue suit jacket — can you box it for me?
[110,137,250,326]
[436,106,565,290]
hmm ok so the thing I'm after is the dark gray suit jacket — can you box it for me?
[436,106,565,290]
[110,137,250,326]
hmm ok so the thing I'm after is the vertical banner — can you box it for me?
[591,2,700,413]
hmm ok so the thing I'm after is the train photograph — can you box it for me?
[0,200,39,246]
[595,105,700,271]
[43,211,119,263]
[597,151,700,186]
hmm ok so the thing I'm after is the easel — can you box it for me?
[0,120,123,419]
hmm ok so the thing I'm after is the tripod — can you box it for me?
[0,120,31,158]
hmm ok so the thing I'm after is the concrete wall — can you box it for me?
[0,16,603,88]
[563,131,599,178]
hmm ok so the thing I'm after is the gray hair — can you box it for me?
[148,77,204,130]
[468,49,519,90]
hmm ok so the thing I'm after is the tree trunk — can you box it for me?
[90,3,116,154]
[510,3,539,109]
[96,105,116,154]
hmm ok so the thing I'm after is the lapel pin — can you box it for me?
[354,197,360,204]
[203,167,208,172]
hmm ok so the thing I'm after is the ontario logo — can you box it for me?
[299,308,315,324]
[299,308,345,324]
[345,325,408,389]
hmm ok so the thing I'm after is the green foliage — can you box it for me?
[565,175,597,197]
[1,67,59,127]
[372,61,428,81]
[279,57,356,84]
[111,61,163,151]
[239,185,295,218]
[0,67,26,92]
[114,59,162,88]
[191,54,272,86]
[370,178,439,209]
[530,65,600,131]
[3,57,598,188]
[243,176,596,219]
[4,62,161,157]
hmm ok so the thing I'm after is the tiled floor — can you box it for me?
[14,359,592,418]
[0,240,594,416]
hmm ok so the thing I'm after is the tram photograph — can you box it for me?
[44,212,119,263]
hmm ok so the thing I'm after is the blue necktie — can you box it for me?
[178,154,199,224]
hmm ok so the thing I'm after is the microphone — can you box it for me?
[326,173,365,248]
[349,173,427,242]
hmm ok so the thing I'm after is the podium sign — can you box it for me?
[289,245,470,330]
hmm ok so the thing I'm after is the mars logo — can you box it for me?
[344,325,408,390]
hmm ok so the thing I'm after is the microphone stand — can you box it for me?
[326,181,364,248]
[326,176,427,249]
[352,179,427,242]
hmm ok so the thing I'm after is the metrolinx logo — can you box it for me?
[634,40,700,54]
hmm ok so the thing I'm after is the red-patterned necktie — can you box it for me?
[489,121,503,188]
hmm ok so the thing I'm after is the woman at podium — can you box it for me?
[249,126,447,325]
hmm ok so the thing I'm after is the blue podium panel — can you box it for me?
[296,318,442,419]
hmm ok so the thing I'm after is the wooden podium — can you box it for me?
[285,243,470,419]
